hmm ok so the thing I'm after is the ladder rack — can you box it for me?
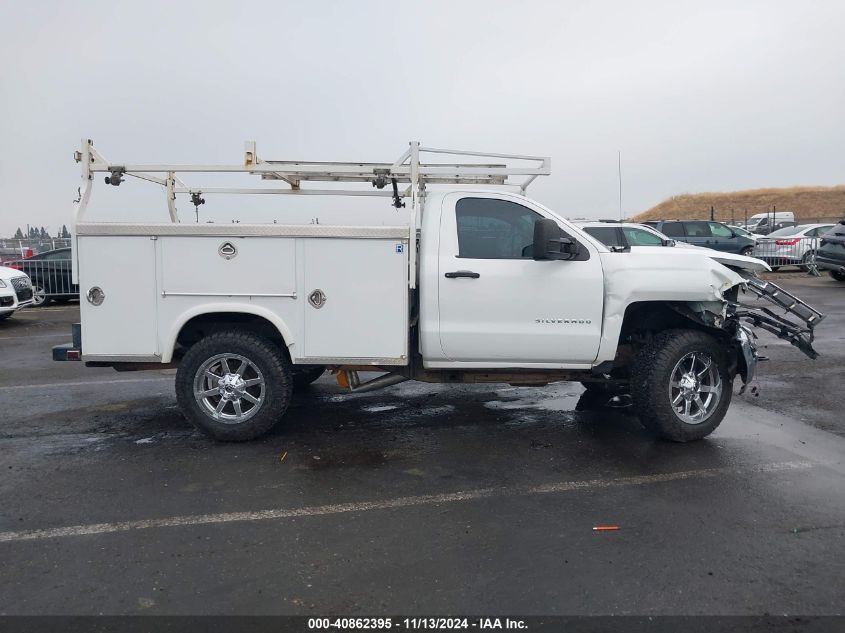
[72,139,551,288]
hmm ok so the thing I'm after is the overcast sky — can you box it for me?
[1,0,844,234]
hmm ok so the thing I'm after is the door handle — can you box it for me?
[444,270,480,279]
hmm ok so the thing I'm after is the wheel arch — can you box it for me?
[619,301,727,338]
[164,304,295,363]
[597,300,737,374]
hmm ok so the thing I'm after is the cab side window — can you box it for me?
[456,198,542,259]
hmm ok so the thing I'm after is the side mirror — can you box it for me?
[662,239,676,247]
[532,218,578,261]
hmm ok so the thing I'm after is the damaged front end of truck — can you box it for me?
[680,268,825,393]
[729,272,824,386]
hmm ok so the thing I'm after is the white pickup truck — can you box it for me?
[54,140,825,442]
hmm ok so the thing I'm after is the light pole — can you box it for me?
[617,150,622,220]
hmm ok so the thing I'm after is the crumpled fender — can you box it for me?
[592,247,823,394]
[594,250,746,365]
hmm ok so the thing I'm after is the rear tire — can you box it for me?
[830,270,845,282]
[176,330,293,441]
[631,329,732,442]
[292,365,326,391]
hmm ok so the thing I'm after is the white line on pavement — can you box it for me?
[0,377,174,391]
[0,460,812,544]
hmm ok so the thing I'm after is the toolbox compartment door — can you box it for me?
[78,236,158,357]
[302,238,408,362]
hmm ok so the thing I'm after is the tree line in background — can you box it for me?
[9,225,71,240]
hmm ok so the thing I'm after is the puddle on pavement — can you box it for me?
[484,384,584,413]
[317,381,611,430]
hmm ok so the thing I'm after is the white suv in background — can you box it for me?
[574,221,699,249]
[0,265,34,320]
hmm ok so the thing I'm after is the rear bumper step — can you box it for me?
[52,343,81,361]
[52,323,82,361]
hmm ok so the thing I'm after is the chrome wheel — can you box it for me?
[31,284,46,306]
[193,353,265,424]
[669,352,722,425]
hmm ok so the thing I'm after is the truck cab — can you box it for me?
[420,192,604,368]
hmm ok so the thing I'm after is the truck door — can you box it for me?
[436,193,604,365]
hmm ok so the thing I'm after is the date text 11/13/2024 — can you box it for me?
[307,617,528,630]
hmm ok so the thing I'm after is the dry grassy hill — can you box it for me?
[632,186,845,224]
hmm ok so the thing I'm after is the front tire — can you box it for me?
[631,329,732,442]
[176,331,293,441]
[740,246,754,257]
[830,270,845,282]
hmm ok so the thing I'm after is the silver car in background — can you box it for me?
[752,223,835,271]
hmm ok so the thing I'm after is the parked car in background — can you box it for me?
[576,221,685,249]
[751,224,835,271]
[4,247,78,306]
[727,225,760,243]
[744,211,796,234]
[757,221,797,235]
[816,220,845,282]
[0,266,34,320]
[642,220,756,255]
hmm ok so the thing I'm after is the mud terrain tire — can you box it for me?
[176,331,293,441]
[631,329,732,442]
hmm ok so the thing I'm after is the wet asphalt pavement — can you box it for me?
[1,276,844,616]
